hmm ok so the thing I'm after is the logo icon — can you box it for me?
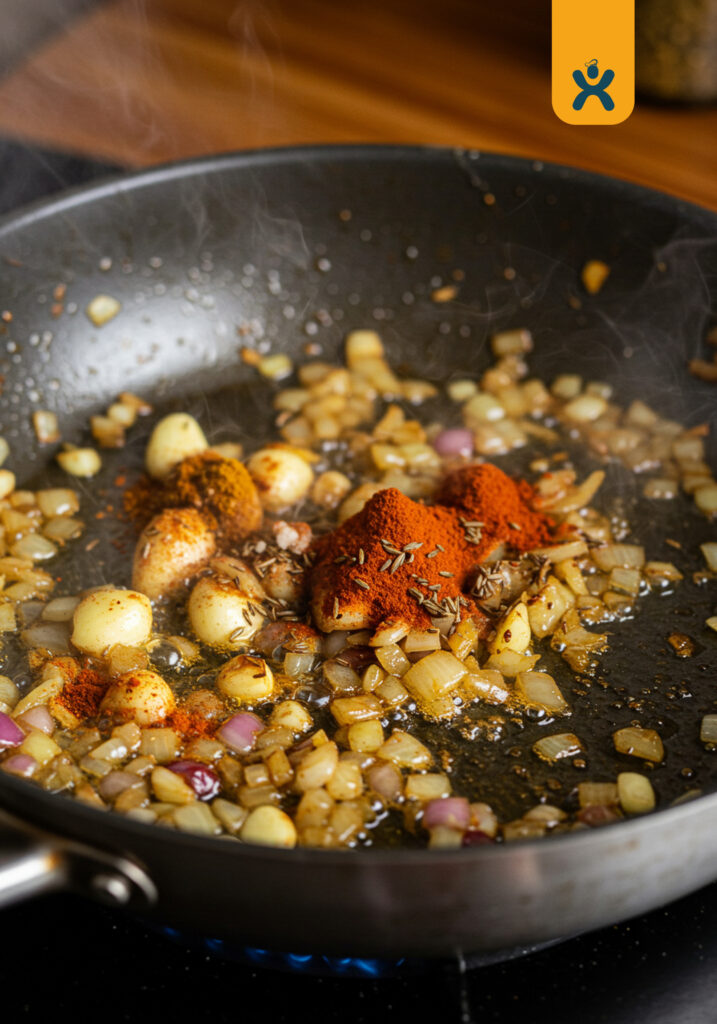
[572,59,615,111]
[552,0,634,125]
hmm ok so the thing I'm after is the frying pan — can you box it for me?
[0,145,716,959]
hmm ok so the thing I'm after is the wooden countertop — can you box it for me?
[0,0,715,209]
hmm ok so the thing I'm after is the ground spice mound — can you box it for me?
[436,463,553,560]
[310,487,481,630]
[54,668,110,720]
[124,452,262,542]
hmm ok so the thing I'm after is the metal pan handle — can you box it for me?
[0,807,157,911]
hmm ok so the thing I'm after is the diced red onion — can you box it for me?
[461,829,495,847]
[433,429,474,458]
[99,771,138,801]
[216,712,265,753]
[0,712,26,750]
[366,762,403,802]
[423,797,471,831]
[15,705,55,736]
[167,760,221,801]
[2,754,37,777]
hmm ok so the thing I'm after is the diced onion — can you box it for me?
[32,410,60,444]
[216,712,265,753]
[2,753,37,777]
[433,429,474,458]
[11,534,57,562]
[402,650,467,704]
[56,447,101,477]
[515,671,568,714]
[21,620,71,654]
[0,711,26,749]
[578,782,617,808]
[700,543,717,573]
[591,544,645,572]
[36,489,79,517]
[617,773,656,814]
[0,470,16,500]
[533,733,583,762]
[613,727,664,762]
[86,294,120,326]
[15,705,54,735]
[700,715,717,744]
[423,797,470,830]
[694,485,717,516]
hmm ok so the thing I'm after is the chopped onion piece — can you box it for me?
[578,782,617,808]
[613,727,664,762]
[36,488,79,517]
[491,328,532,357]
[515,671,568,714]
[700,715,717,744]
[32,410,60,444]
[544,470,605,513]
[433,429,474,458]
[591,544,645,572]
[366,762,403,801]
[694,484,717,516]
[530,540,588,562]
[2,753,37,777]
[370,620,411,647]
[706,617,717,633]
[0,469,16,500]
[173,802,221,835]
[701,543,717,573]
[0,711,26,749]
[404,773,451,802]
[42,596,81,622]
[423,797,470,831]
[563,394,607,423]
[216,712,265,753]
[15,705,54,735]
[323,659,362,694]
[86,294,120,326]
[42,516,83,543]
[643,478,678,500]
[617,773,655,814]
[552,375,582,400]
[284,652,315,678]
[533,733,583,762]
[377,729,432,768]
[581,260,610,295]
[258,354,293,380]
[21,620,71,655]
[0,604,16,633]
[402,650,467,704]
[56,447,101,477]
[644,562,683,584]
[11,534,57,562]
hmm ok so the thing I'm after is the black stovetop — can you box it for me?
[1,138,716,1024]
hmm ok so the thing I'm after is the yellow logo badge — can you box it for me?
[552,0,635,125]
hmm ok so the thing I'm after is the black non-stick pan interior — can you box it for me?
[0,146,716,956]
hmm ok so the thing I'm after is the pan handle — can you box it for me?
[0,807,157,911]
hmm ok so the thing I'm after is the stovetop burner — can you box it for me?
[157,925,566,977]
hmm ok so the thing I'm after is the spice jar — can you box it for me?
[637,0,717,101]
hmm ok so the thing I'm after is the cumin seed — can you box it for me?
[354,578,370,591]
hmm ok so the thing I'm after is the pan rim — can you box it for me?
[0,142,715,869]
[0,142,715,242]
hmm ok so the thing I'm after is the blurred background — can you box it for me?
[0,0,714,208]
